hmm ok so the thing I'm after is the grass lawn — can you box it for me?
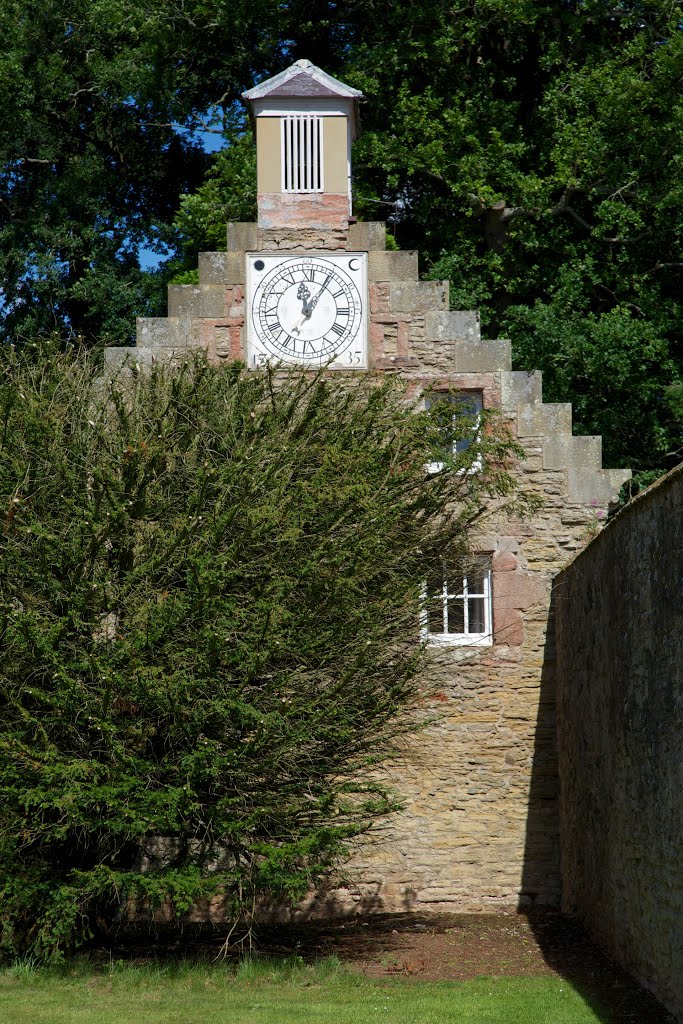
[0,956,606,1024]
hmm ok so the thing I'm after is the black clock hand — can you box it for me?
[306,274,331,316]
[291,310,309,335]
[296,282,311,317]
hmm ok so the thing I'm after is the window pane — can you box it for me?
[465,569,486,595]
[459,391,484,417]
[447,597,465,634]
[454,391,483,454]
[425,562,446,633]
[467,597,486,634]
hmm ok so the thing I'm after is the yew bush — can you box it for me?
[0,349,523,958]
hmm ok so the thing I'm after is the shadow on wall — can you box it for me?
[519,593,677,1024]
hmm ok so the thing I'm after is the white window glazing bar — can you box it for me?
[483,568,491,636]
[318,117,324,190]
[462,575,470,634]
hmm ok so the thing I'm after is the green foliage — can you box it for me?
[2,1,681,471]
[0,349,525,960]
[0,0,272,345]
[170,134,257,281]
[342,0,683,473]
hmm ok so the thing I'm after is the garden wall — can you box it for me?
[555,463,683,1021]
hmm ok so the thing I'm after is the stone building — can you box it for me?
[104,60,630,915]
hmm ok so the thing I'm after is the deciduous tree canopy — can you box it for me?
[1,1,681,474]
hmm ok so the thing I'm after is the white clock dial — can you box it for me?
[247,254,367,369]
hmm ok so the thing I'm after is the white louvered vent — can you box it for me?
[281,115,323,192]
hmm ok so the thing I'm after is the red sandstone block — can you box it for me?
[257,191,349,231]
[494,571,546,609]
[397,320,409,355]
[369,321,384,362]
[369,283,390,314]
[493,607,525,646]
[493,552,518,573]
[229,324,243,359]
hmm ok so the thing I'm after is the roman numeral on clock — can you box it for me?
[330,323,345,337]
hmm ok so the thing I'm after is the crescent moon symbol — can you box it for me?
[348,258,360,271]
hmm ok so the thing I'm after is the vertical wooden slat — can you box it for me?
[302,116,308,190]
[312,116,319,190]
[317,116,323,191]
[281,117,287,191]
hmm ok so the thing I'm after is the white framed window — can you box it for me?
[425,390,483,473]
[281,114,324,192]
[421,557,492,646]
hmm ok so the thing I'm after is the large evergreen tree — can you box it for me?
[0,349,525,958]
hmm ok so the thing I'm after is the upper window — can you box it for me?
[421,557,492,646]
[281,115,324,192]
[425,390,483,473]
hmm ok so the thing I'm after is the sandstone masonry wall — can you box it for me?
[555,464,683,1021]
[104,220,630,920]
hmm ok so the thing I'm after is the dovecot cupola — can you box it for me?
[242,58,362,232]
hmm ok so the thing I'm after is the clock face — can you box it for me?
[247,254,367,369]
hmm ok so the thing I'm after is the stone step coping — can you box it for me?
[567,467,631,504]
[518,402,573,438]
[168,284,227,318]
[389,280,449,313]
[543,435,603,473]
[454,338,512,373]
[136,317,198,348]
[500,370,543,411]
[425,311,481,343]
[104,345,189,369]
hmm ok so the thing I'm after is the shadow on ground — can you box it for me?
[101,910,675,1023]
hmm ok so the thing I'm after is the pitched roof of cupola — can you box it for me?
[242,59,362,136]
[243,58,362,101]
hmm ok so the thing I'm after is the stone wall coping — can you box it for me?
[555,460,681,578]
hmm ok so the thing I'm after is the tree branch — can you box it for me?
[640,261,683,276]
[550,188,593,231]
